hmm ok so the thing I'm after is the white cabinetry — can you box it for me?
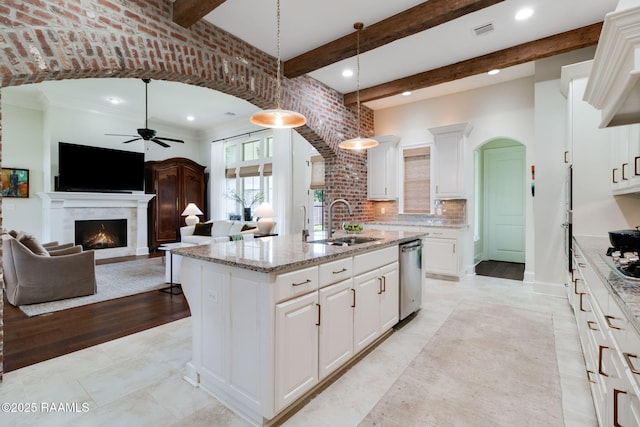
[571,244,640,427]
[429,123,472,199]
[610,123,640,195]
[318,279,354,379]
[422,228,461,278]
[367,135,399,200]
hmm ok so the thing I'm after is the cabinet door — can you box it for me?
[182,163,206,215]
[353,270,381,353]
[379,262,399,332]
[155,165,180,243]
[434,133,463,197]
[318,279,354,379]
[275,292,319,412]
[423,238,457,276]
[367,141,397,200]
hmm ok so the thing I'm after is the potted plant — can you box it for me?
[228,191,264,221]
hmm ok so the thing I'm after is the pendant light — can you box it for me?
[339,22,378,150]
[250,0,306,129]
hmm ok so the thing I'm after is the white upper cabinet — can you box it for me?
[430,123,472,199]
[367,135,399,200]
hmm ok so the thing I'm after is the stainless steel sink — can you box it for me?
[310,236,381,246]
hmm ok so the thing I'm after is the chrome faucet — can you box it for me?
[300,205,309,241]
[327,198,353,238]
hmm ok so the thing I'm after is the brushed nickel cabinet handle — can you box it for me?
[351,288,356,308]
[377,277,383,295]
[564,150,569,164]
[571,269,575,282]
[382,275,386,293]
[599,345,609,377]
[605,315,623,330]
[635,156,640,176]
[612,168,619,184]
[574,278,581,295]
[587,320,599,331]
[292,279,312,287]
[623,163,629,180]
[315,303,321,326]
[579,292,587,312]
[624,353,640,375]
[586,370,596,384]
[578,263,586,268]
[332,268,347,275]
[614,388,626,427]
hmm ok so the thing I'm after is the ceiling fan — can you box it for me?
[105,78,185,148]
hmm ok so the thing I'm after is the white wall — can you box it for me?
[375,77,536,279]
[2,104,45,236]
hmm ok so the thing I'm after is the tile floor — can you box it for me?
[0,275,596,426]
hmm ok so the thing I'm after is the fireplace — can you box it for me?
[75,219,127,250]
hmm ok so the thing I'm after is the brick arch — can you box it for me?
[0,0,376,379]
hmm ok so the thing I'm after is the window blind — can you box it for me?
[404,147,430,213]
[310,155,325,189]
[239,165,260,177]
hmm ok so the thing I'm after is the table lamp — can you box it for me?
[182,203,203,226]
[254,202,276,235]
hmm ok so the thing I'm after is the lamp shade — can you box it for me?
[254,202,276,218]
[250,109,307,129]
[182,203,203,226]
[338,137,379,150]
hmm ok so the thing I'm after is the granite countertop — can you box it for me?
[366,220,468,229]
[172,229,425,274]
[574,235,640,335]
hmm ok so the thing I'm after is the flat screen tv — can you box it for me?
[56,142,145,192]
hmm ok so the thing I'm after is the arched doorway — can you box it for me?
[474,138,526,279]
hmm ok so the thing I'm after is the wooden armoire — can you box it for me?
[145,157,206,249]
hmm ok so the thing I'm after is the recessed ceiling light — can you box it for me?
[107,97,121,105]
[186,115,195,121]
[488,69,500,76]
[402,91,412,96]
[515,8,534,21]
[342,69,354,78]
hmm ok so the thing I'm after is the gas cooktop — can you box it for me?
[604,248,640,279]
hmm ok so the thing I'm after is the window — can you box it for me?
[403,146,430,213]
[224,134,273,219]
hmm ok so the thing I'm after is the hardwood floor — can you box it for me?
[475,260,525,281]
[3,254,191,373]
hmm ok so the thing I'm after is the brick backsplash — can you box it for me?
[372,199,467,224]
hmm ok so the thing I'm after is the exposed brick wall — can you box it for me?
[0,0,377,379]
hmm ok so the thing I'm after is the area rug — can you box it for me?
[19,257,166,317]
[359,302,564,426]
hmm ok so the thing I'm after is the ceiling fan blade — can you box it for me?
[155,136,185,143]
[122,137,142,144]
[151,138,170,148]
[106,133,139,137]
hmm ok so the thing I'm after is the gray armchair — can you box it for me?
[2,235,96,306]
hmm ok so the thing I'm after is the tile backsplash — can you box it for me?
[372,199,467,224]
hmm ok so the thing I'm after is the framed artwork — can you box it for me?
[2,168,29,198]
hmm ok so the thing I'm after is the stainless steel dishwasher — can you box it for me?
[399,239,423,320]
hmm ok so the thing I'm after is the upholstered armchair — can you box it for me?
[2,235,97,306]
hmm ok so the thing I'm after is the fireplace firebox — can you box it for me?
[75,219,127,250]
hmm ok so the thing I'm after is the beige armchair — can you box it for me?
[2,235,96,306]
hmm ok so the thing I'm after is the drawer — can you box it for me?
[353,246,398,276]
[275,266,318,303]
[318,257,352,287]
[422,228,458,239]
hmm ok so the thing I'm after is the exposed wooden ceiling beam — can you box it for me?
[173,0,227,28]
[283,0,505,79]
[345,22,603,106]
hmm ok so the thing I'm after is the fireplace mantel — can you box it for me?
[37,192,156,259]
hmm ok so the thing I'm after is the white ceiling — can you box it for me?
[2,0,620,134]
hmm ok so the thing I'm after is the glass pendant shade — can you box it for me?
[338,137,379,150]
[340,22,377,150]
[250,109,307,129]
[250,0,306,129]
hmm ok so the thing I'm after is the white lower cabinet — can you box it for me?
[318,279,354,379]
[275,292,319,412]
[423,234,458,277]
[353,261,399,353]
[571,244,640,427]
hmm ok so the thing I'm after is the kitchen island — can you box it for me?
[172,230,424,426]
